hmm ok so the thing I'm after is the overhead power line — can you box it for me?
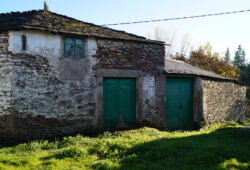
[101,9,250,27]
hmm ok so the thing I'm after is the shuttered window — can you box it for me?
[64,38,84,58]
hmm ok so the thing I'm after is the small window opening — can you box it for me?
[64,37,85,58]
[21,35,27,50]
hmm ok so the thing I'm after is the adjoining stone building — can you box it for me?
[0,8,246,141]
[165,59,246,129]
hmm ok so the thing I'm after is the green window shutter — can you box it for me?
[64,38,85,58]
[75,39,85,58]
[64,38,74,58]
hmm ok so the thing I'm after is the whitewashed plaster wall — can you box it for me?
[8,31,98,79]
[6,31,98,125]
[142,76,157,121]
[1,30,167,141]
[9,31,62,76]
[0,32,13,117]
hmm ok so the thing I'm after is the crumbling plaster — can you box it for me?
[0,31,100,141]
[1,30,166,141]
[8,31,98,79]
[9,31,62,76]
[0,30,247,142]
[0,32,13,116]
[94,39,166,128]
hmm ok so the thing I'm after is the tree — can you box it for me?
[238,63,250,98]
[188,43,238,78]
[148,27,191,58]
[232,46,250,114]
[224,48,230,63]
[171,52,188,63]
[234,45,246,68]
[180,33,191,57]
[147,27,177,58]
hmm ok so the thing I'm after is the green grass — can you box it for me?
[0,122,249,170]
[246,99,250,116]
[244,114,250,126]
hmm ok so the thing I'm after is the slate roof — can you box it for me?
[0,10,163,44]
[165,59,236,80]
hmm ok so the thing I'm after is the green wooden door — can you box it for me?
[103,78,136,128]
[166,78,193,130]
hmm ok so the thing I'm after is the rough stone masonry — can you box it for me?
[0,32,14,140]
[202,79,246,124]
[0,9,247,142]
[0,30,166,142]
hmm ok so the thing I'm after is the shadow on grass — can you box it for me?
[38,126,250,169]
[117,127,250,169]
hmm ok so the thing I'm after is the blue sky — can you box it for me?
[1,0,250,61]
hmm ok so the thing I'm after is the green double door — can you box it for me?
[166,78,194,130]
[103,78,136,128]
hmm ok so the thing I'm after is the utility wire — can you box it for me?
[101,9,250,27]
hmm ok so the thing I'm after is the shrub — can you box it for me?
[55,146,87,159]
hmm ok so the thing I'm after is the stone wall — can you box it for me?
[0,31,166,142]
[0,31,99,142]
[140,76,166,128]
[10,53,96,141]
[94,40,165,73]
[94,40,166,128]
[202,79,246,124]
[0,32,14,139]
[3,30,246,141]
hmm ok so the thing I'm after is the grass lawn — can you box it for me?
[0,120,249,170]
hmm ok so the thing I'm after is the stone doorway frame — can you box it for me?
[94,69,142,128]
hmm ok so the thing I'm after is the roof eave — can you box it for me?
[165,72,246,86]
[5,27,165,45]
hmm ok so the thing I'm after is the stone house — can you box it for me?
[0,8,246,141]
[165,59,246,129]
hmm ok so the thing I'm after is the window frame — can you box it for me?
[64,37,85,59]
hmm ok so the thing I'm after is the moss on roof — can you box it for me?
[0,10,163,44]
